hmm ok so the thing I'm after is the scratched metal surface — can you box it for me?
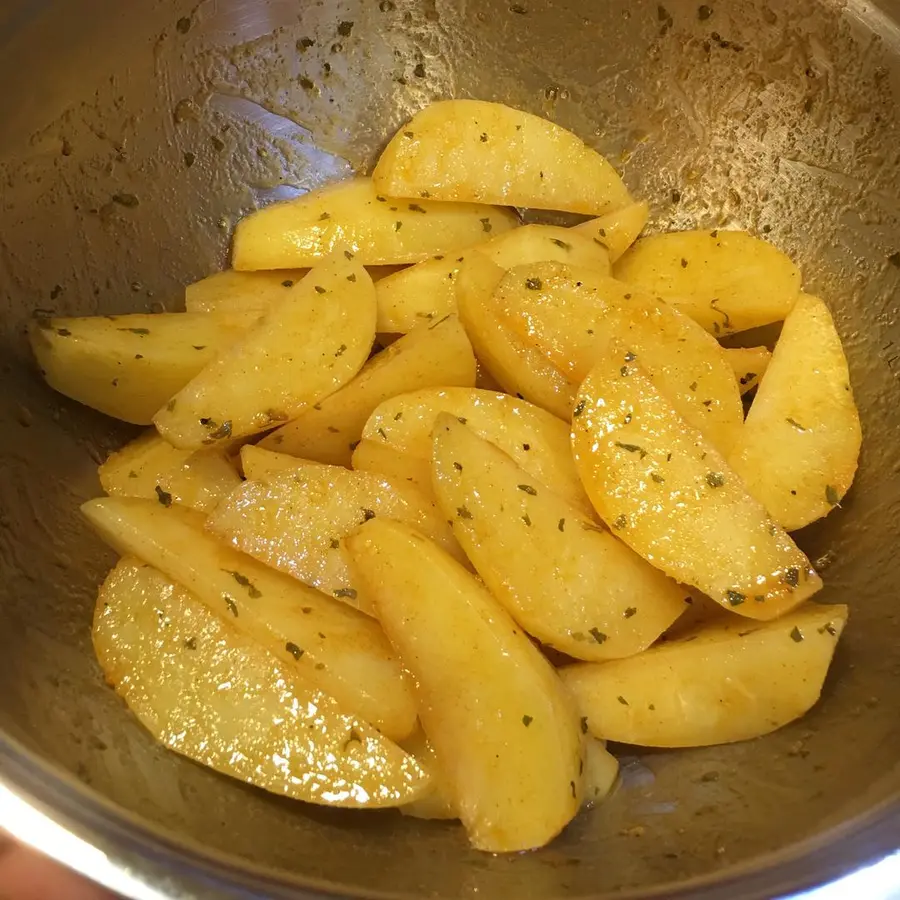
[1,1,900,898]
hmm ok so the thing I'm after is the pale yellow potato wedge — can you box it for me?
[81,498,416,741]
[730,294,861,531]
[455,254,577,421]
[561,603,848,748]
[432,416,685,660]
[99,430,240,513]
[95,558,429,807]
[614,230,801,335]
[375,225,610,333]
[207,466,463,616]
[571,350,822,619]
[372,100,631,216]
[239,445,327,480]
[583,738,619,808]
[399,728,457,821]
[232,177,517,270]
[28,311,259,425]
[573,200,649,263]
[258,316,476,465]
[726,346,772,395]
[351,440,435,502]
[362,387,592,516]
[154,255,376,449]
[346,518,583,853]
[496,262,744,453]
[184,269,308,314]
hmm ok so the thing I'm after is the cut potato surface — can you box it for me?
[455,254,577,421]
[28,311,260,425]
[373,100,631,216]
[81,498,416,741]
[562,603,848,748]
[184,269,308,314]
[496,262,744,453]
[351,440,435,502]
[95,558,429,806]
[614,230,801,335]
[730,294,861,531]
[240,445,327,481]
[154,255,376,449]
[347,519,583,853]
[571,350,822,618]
[99,431,240,513]
[233,177,517,270]
[399,728,458,821]
[583,739,619,808]
[207,465,463,616]
[362,387,592,516]
[259,315,476,465]
[432,416,685,660]
[726,346,772,395]
[375,224,609,333]
[573,201,649,263]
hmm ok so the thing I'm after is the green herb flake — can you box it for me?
[394,220,403,231]
[558,518,566,532]
[726,590,746,607]
[617,695,629,706]
[522,714,533,727]
[346,273,357,282]
[615,441,647,458]
[480,217,492,233]
[335,344,347,357]
[624,606,637,618]
[408,203,427,213]
[285,642,304,660]
[55,327,72,337]
[550,238,572,251]
[588,627,607,645]
[573,399,586,417]
[689,380,698,392]
[329,539,340,550]
[739,372,757,386]
[786,417,807,431]
[224,596,239,617]
[651,472,666,484]
[706,472,726,488]
[119,327,150,335]
[518,484,537,495]
[790,626,804,643]
[522,513,532,526]
[184,637,197,650]
[377,427,388,440]
[452,461,463,472]
[223,570,262,599]
[820,622,838,636]
[318,212,331,222]
[825,484,841,506]
[525,277,543,290]
[333,588,358,600]
[613,514,628,530]
[361,508,376,522]
[783,566,800,587]
[155,485,173,507]
[457,506,473,520]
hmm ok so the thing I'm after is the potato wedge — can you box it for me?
[375,225,610,333]
[351,440,435,502]
[184,269,308,314]
[95,558,429,806]
[346,518,583,853]
[571,349,822,618]
[730,294,861,530]
[28,311,260,425]
[726,346,772,395]
[456,254,576,421]
[99,431,240,513]
[372,100,631,216]
[561,603,848,748]
[258,316,476,465]
[496,262,744,452]
[583,738,619,808]
[232,177,517,270]
[573,200,649,263]
[362,387,592,516]
[239,445,327,481]
[81,498,416,741]
[207,466,464,616]
[614,230,801,335]
[399,728,457,821]
[432,416,685,660]
[154,255,376,449]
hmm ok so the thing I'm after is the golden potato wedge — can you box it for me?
[583,738,619,808]
[99,430,240,513]
[232,177,517,270]
[184,269,308,314]
[573,200,649,263]
[28,311,259,425]
[154,255,376,449]
[351,440,435,502]
[346,518,583,853]
[239,445,327,481]
[432,416,685,660]
[614,230,801,335]
[258,315,476,465]
[726,346,772,395]
[372,100,631,216]
[455,254,577,421]
[207,466,464,616]
[95,558,429,806]
[571,349,822,619]
[375,225,610,333]
[81,498,416,741]
[496,262,744,453]
[730,294,861,531]
[362,387,592,516]
[561,603,848,748]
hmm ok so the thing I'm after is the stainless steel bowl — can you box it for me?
[2,1,900,897]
